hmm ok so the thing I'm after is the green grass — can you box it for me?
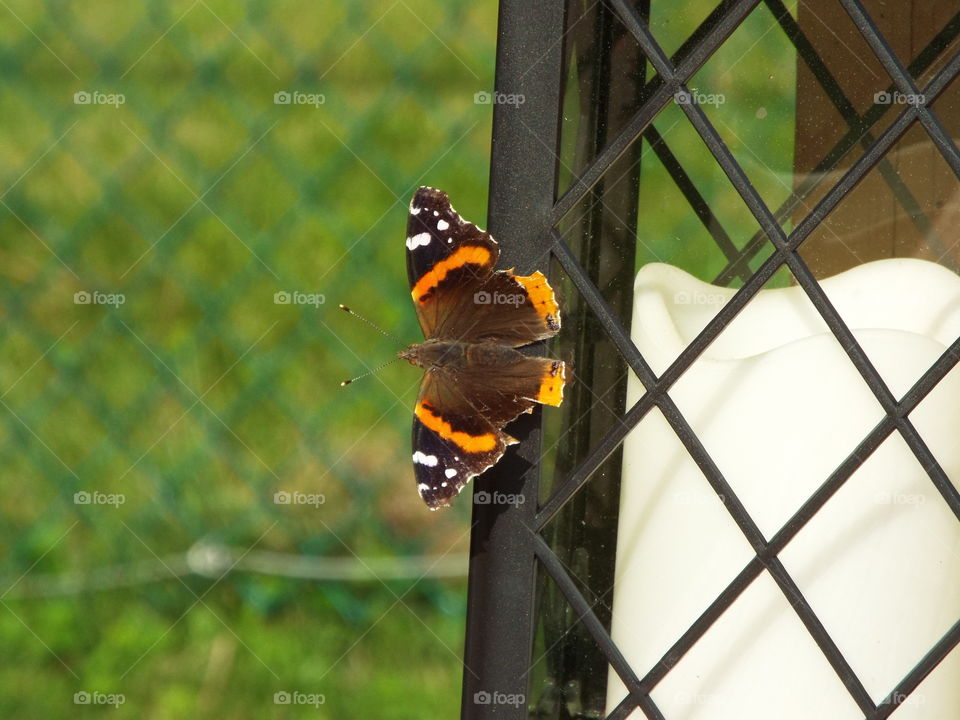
[0,1,494,717]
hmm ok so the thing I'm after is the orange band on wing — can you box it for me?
[412,245,493,304]
[513,271,560,331]
[416,402,497,452]
[537,361,565,406]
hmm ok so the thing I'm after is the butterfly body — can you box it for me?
[399,339,526,372]
[403,187,566,509]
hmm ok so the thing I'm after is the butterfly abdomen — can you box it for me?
[399,340,468,370]
[400,339,525,372]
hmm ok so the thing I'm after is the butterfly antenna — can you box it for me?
[340,357,401,387]
[338,304,407,347]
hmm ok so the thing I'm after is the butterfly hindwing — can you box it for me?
[443,269,561,345]
[412,373,513,509]
[410,353,565,508]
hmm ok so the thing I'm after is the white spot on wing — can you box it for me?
[445,468,458,478]
[406,232,431,250]
[436,219,449,231]
[413,451,438,466]
[417,482,430,493]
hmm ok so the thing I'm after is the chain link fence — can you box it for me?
[0,1,496,716]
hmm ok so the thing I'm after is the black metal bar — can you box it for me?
[538,7,960,713]
[643,126,751,281]
[638,330,960,694]
[532,533,666,720]
[536,2,646,713]
[550,0,762,226]
[766,0,941,251]
[604,694,638,720]
[839,0,960,181]
[615,0,960,532]
[786,254,960,521]
[716,12,960,284]
[538,14,960,531]
[870,619,960,720]
[460,2,566,718]
[475,3,960,718]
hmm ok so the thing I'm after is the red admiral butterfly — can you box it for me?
[400,187,566,509]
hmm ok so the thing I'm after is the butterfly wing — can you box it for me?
[406,187,561,347]
[412,371,515,509]
[406,187,499,340]
[447,269,561,346]
[411,348,565,509]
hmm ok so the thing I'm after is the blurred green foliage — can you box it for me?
[0,1,495,717]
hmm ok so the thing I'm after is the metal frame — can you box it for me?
[462,1,960,718]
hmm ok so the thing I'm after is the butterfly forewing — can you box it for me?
[406,187,498,340]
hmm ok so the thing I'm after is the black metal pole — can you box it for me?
[460,1,566,718]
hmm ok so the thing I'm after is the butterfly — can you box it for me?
[399,187,565,509]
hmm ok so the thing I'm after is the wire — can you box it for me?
[0,543,468,599]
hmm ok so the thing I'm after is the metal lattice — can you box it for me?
[463,0,960,718]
